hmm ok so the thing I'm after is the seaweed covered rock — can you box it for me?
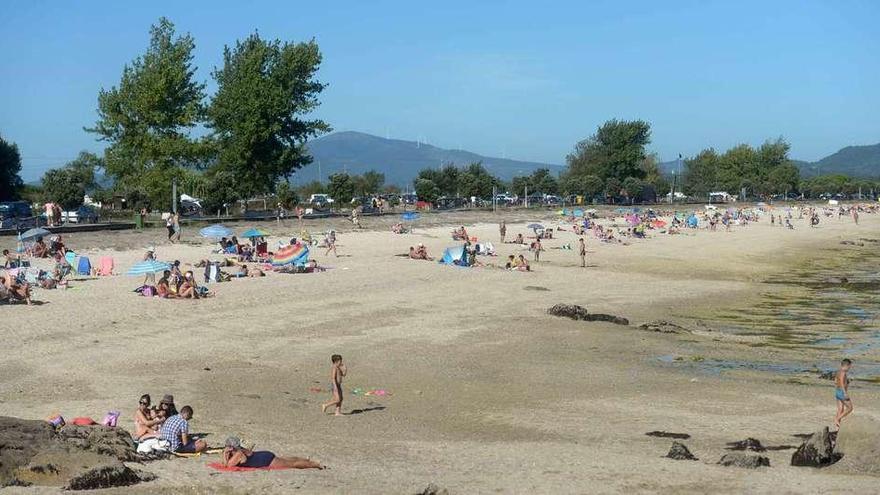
[718,453,770,468]
[791,427,835,467]
[547,304,629,325]
[665,441,698,460]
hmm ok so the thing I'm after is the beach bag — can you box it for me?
[101,411,120,427]
[46,414,65,427]
[141,286,155,297]
[136,437,170,453]
[77,256,91,276]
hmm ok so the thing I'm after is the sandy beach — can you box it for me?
[2,208,879,494]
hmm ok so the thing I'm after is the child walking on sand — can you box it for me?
[322,354,347,416]
[834,358,853,429]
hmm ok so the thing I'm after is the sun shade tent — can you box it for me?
[271,243,309,267]
[439,246,468,266]
[200,224,234,238]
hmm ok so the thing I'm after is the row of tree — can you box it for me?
[32,18,327,211]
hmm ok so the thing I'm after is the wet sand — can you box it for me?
[1,208,878,494]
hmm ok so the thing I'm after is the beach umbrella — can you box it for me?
[401,212,420,221]
[199,224,233,238]
[18,227,52,242]
[241,227,269,239]
[126,260,171,275]
[271,243,309,267]
[527,223,545,232]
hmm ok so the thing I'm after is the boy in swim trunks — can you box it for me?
[834,358,853,429]
[321,354,347,416]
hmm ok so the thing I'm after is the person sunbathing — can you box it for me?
[156,270,173,298]
[392,222,406,234]
[134,394,163,440]
[31,237,49,258]
[452,226,468,240]
[222,436,322,470]
[514,254,530,272]
[178,271,200,299]
[505,255,515,270]
[2,271,32,304]
[514,233,525,244]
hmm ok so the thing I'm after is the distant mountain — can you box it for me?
[301,131,563,186]
[799,143,880,177]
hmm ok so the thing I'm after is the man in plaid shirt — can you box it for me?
[159,405,207,453]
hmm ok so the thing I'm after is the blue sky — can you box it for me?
[1,0,878,181]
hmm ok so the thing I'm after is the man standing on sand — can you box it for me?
[499,221,506,243]
[172,212,181,242]
[579,237,586,268]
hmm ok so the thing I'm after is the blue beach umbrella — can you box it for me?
[241,227,269,239]
[200,224,233,238]
[126,260,171,275]
[18,227,52,242]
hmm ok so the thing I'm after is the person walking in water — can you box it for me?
[834,358,854,429]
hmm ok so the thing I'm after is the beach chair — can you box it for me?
[77,256,92,276]
[255,242,269,260]
[96,257,115,276]
[65,251,76,267]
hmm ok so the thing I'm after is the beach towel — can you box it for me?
[207,462,292,472]
[64,251,76,267]
[97,256,114,276]
[71,417,98,426]
[136,438,170,453]
[77,256,91,276]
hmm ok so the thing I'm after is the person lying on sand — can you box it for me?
[159,405,207,454]
[134,394,163,440]
[222,436,322,469]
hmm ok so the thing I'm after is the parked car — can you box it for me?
[179,194,204,217]
[401,193,418,205]
[0,201,36,229]
[61,205,99,224]
[309,194,334,207]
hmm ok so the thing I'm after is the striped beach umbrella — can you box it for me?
[200,224,233,238]
[126,260,171,275]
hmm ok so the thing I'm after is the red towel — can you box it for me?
[207,462,291,472]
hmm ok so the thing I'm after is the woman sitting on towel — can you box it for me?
[514,254,530,272]
[156,270,173,298]
[134,394,163,440]
[178,271,200,299]
[222,436,322,470]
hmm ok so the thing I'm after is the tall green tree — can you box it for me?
[208,33,329,198]
[87,18,207,208]
[414,178,440,203]
[457,162,498,198]
[354,170,385,196]
[0,135,24,200]
[327,173,355,204]
[41,151,101,209]
[566,119,651,182]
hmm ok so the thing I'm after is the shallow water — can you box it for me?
[656,355,880,384]
[695,246,879,353]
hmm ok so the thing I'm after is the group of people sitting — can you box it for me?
[391,222,409,234]
[451,226,469,241]
[133,394,322,468]
[408,243,432,260]
[25,235,66,259]
[217,236,268,262]
[504,254,531,272]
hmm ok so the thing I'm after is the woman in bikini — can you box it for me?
[178,271,200,299]
[134,394,163,440]
[222,437,322,469]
